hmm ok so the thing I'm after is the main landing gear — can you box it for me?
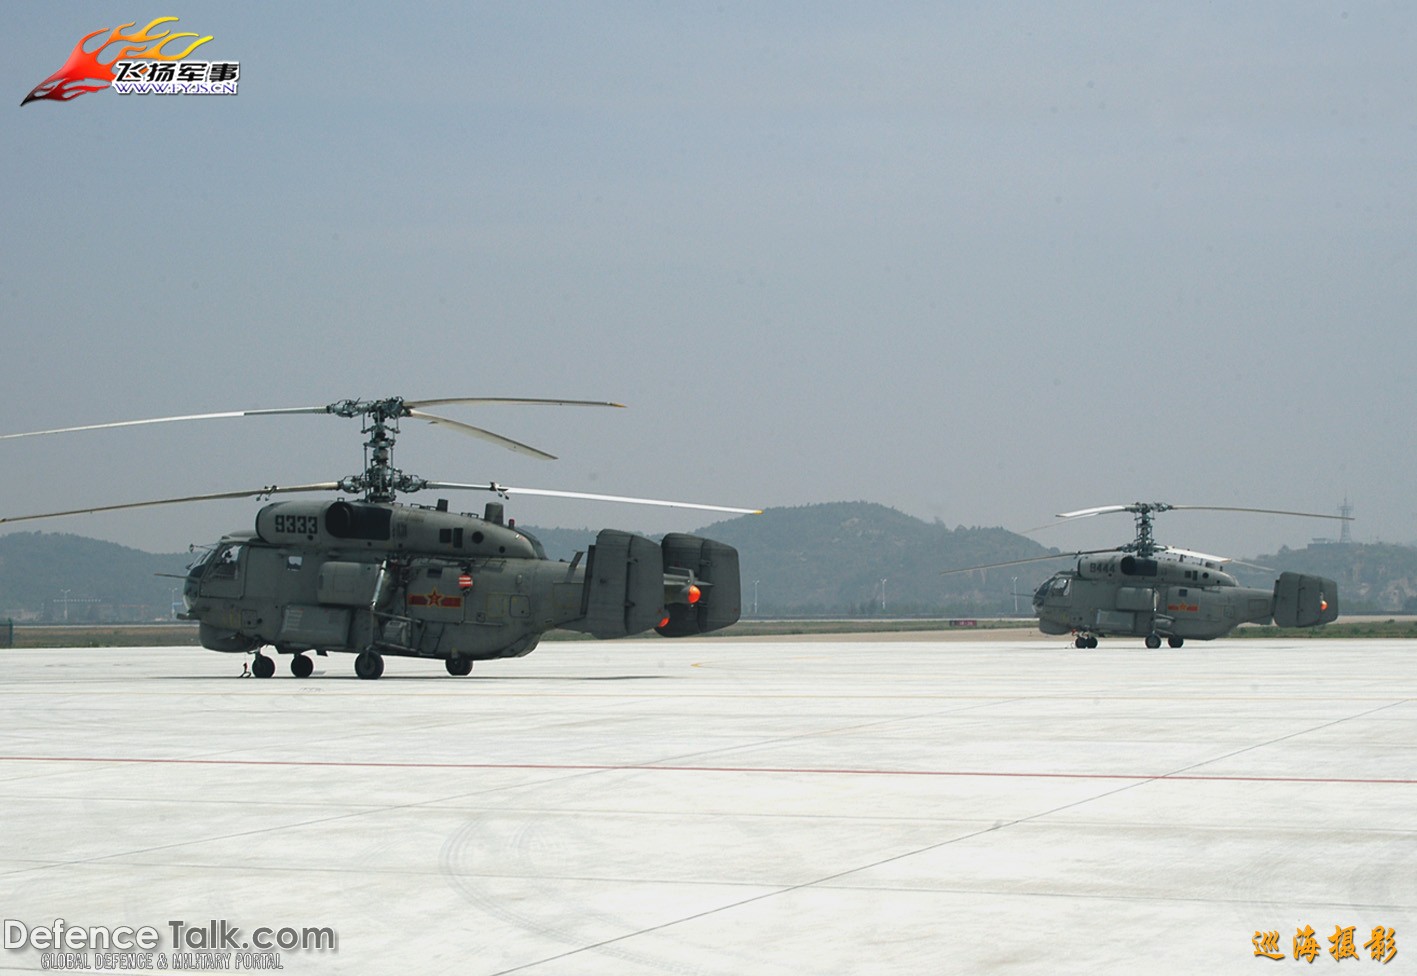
[250,649,316,678]
[248,649,480,679]
[1075,633,1184,650]
[355,650,385,680]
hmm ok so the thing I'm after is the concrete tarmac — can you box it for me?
[0,636,1413,974]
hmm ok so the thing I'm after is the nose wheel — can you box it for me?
[290,653,314,678]
[251,652,275,678]
[1073,634,1098,649]
[445,656,473,676]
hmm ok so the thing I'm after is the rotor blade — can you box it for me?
[1052,502,1352,524]
[941,548,1120,576]
[0,396,631,441]
[423,481,762,515]
[405,410,557,460]
[1055,505,1130,519]
[1022,505,1129,532]
[405,397,626,410]
[0,406,326,441]
[1228,558,1276,572]
[0,483,340,525]
[1158,546,1231,564]
[1168,504,1353,521]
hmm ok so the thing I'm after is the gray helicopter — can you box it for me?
[0,397,759,678]
[948,503,1343,648]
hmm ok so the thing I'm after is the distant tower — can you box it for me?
[1338,496,1353,545]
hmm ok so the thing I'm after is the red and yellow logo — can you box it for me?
[408,589,464,610]
[22,17,215,105]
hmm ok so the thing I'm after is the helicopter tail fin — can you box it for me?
[579,530,744,639]
[581,529,666,638]
[656,533,742,637]
[1273,572,1340,628]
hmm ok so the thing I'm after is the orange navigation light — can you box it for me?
[687,584,702,605]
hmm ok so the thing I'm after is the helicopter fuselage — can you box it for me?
[1032,552,1337,647]
[182,498,740,677]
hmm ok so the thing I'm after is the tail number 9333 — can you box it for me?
[273,514,319,536]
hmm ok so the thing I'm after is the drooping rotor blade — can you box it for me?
[0,406,326,441]
[1157,546,1231,564]
[1228,558,1277,572]
[406,397,625,410]
[1157,544,1277,572]
[941,548,1120,576]
[405,410,557,460]
[423,481,762,515]
[0,483,340,526]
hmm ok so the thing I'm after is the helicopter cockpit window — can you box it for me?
[518,527,549,560]
[1049,577,1071,597]
[208,544,243,580]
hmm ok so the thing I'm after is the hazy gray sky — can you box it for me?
[4,2,1413,559]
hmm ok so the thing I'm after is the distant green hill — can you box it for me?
[1230,543,1417,613]
[697,501,1066,615]
[0,533,192,621]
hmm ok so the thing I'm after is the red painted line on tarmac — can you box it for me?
[0,754,1412,786]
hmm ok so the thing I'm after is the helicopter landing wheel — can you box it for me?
[1145,634,1162,649]
[1167,635,1184,648]
[355,651,385,680]
[291,653,314,678]
[1074,634,1098,649]
[251,652,275,679]
[445,656,473,676]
